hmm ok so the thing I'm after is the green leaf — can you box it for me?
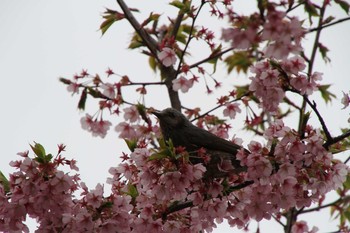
[335,0,350,14]
[148,151,169,160]
[141,12,160,27]
[169,0,191,13]
[31,143,53,164]
[234,85,250,99]
[128,33,143,49]
[30,142,46,159]
[127,183,139,199]
[100,9,125,36]
[169,0,185,10]
[124,139,137,152]
[304,1,319,17]
[207,44,223,74]
[224,51,252,74]
[0,171,10,193]
[78,88,88,110]
[318,43,331,63]
[149,56,157,72]
[318,84,336,103]
[344,174,350,189]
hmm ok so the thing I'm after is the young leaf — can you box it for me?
[149,56,157,72]
[0,171,10,193]
[318,84,336,103]
[30,142,46,159]
[318,43,331,63]
[78,88,88,110]
[335,0,350,14]
[224,51,252,74]
[124,139,138,152]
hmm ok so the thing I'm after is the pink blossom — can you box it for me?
[115,122,137,139]
[172,76,193,93]
[67,82,80,95]
[221,27,256,49]
[80,113,94,131]
[341,91,350,109]
[101,83,116,99]
[80,114,112,138]
[158,47,177,67]
[91,119,112,138]
[282,56,306,74]
[291,221,318,233]
[264,119,290,139]
[123,106,140,122]
[223,103,241,119]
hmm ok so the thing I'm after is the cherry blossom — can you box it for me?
[172,76,193,93]
[158,48,177,67]
[66,82,80,95]
[341,91,350,109]
[223,103,241,119]
[115,122,138,139]
[101,83,116,99]
[123,106,140,122]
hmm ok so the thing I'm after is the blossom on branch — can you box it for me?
[172,76,194,93]
[223,103,241,119]
[158,48,177,67]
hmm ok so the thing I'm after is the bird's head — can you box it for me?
[151,108,190,130]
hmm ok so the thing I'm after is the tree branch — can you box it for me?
[323,130,350,150]
[307,16,350,34]
[116,0,182,111]
[116,0,159,57]
[189,47,234,69]
[303,97,332,142]
[299,198,342,214]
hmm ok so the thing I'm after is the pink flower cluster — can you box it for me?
[249,56,322,112]
[222,8,304,59]
[81,113,112,138]
[0,150,80,233]
[1,124,348,232]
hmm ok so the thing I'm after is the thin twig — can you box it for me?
[323,130,350,149]
[303,97,332,142]
[308,16,350,33]
[175,1,206,76]
[126,81,165,86]
[299,198,342,214]
[189,47,234,69]
[190,92,250,122]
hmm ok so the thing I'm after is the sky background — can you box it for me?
[1,1,350,232]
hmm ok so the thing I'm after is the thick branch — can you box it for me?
[116,0,159,57]
[117,0,181,110]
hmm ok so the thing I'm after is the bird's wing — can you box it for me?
[183,126,242,154]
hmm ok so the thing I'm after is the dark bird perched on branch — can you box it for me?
[151,108,247,176]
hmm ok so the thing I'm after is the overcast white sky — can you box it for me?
[1,1,349,232]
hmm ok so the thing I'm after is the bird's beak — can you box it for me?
[150,110,162,118]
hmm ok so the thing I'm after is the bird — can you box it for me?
[151,108,247,175]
